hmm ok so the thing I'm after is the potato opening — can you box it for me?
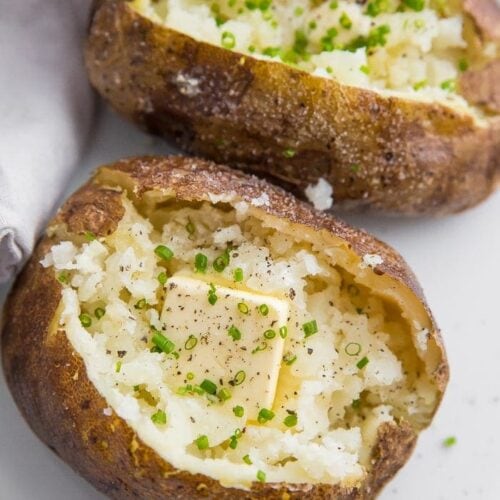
[42,187,440,488]
[131,0,497,110]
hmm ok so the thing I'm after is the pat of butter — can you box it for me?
[160,276,288,419]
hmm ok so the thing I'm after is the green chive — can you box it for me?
[283,352,297,366]
[79,313,92,328]
[243,454,252,464]
[195,253,208,273]
[256,470,266,482]
[185,335,198,350]
[157,272,167,285]
[303,320,318,338]
[213,250,230,272]
[233,405,244,417]
[279,326,288,339]
[208,283,218,305]
[339,12,352,29]
[357,356,369,369]
[84,231,96,242]
[95,307,106,319]
[283,148,296,158]
[134,298,147,310]
[257,408,275,424]
[345,342,362,356]
[264,329,276,340]
[228,325,242,341]
[151,409,167,425]
[443,436,457,448]
[283,412,298,427]
[259,304,269,316]
[234,267,244,282]
[154,245,174,261]
[458,58,469,72]
[186,372,195,381]
[233,370,246,386]
[200,379,217,395]
[251,342,268,354]
[186,219,195,235]
[329,0,338,9]
[237,302,249,314]
[352,399,361,409]
[152,331,175,354]
[229,435,238,449]
[221,31,236,49]
[195,435,210,450]
[57,272,69,284]
[218,388,232,401]
[440,79,456,92]
[115,361,122,373]
[403,0,425,11]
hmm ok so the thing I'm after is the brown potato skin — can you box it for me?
[2,156,448,499]
[84,0,500,216]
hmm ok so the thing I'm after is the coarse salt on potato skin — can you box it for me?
[2,156,448,499]
[84,0,500,216]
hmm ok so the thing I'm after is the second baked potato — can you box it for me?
[85,0,500,215]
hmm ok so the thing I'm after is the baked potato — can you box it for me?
[2,156,448,499]
[85,0,500,216]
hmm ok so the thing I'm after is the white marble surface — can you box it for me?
[1,107,499,500]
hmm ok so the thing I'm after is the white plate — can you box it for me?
[1,107,499,500]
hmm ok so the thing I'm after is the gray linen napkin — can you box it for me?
[0,0,94,283]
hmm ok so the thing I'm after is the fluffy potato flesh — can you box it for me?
[42,193,440,489]
[132,0,497,108]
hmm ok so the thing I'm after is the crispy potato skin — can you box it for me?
[84,0,500,216]
[2,157,447,499]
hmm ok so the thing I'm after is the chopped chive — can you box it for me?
[57,272,69,284]
[258,304,269,316]
[115,361,122,373]
[195,435,210,450]
[257,408,275,424]
[303,320,318,338]
[256,470,266,482]
[329,0,338,9]
[237,302,249,314]
[228,325,242,341]
[458,58,469,72]
[251,342,268,354]
[200,379,217,395]
[440,79,456,92]
[208,283,218,305]
[279,326,288,339]
[360,64,370,75]
[95,307,106,319]
[152,331,175,354]
[185,335,198,350]
[283,148,296,158]
[221,31,236,49]
[186,219,195,235]
[186,372,195,381]
[233,370,246,386]
[213,250,230,272]
[234,267,244,282]
[243,454,253,464]
[134,298,147,310]
[154,245,174,261]
[264,329,276,340]
[157,272,167,285]
[233,405,244,417]
[218,388,232,401]
[443,436,457,448]
[79,313,92,328]
[357,356,370,369]
[151,409,167,425]
[345,342,362,356]
[133,385,140,391]
[339,12,352,29]
[413,79,427,91]
[352,399,361,409]
[283,352,297,366]
[195,253,208,273]
[229,435,238,449]
[84,231,96,242]
[403,0,425,11]
[283,412,298,427]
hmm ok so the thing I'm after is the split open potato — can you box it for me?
[2,156,448,498]
[85,0,500,215]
